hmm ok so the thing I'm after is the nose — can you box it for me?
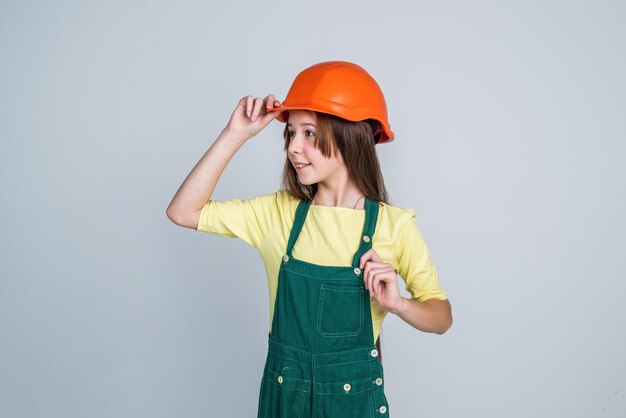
[287,132,304,155]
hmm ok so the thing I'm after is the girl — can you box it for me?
[167,61,452,418]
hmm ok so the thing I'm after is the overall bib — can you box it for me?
[257,196,390,418]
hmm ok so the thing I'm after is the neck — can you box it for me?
[312,183,365,209]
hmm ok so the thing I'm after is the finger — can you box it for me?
[370,271,378,297]
[372,270,380,295]
[262,107,283,122]
[359,251,373,269]
[363,260,373,293]
[265,94,276,110]
[367,266,385,296]
[362,261,388,269]
[258,100,283,124]
[363,259,384,292]
[381,268,399,295]
[363,264,371,292]
[359,249,381,268]
[251,97,264,121]
[245,96,254,118]
[362,263,372,296]
[362,259,387,291]
[372,267,395,295]
[371,268,385,295]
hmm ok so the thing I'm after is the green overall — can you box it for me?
[256,196,390,418]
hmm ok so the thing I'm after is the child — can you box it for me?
[167,61,452,418]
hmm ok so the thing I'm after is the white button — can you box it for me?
[283,255,289,262]
[375,377,383,385]
[277,375,283,384]
[378,405,387,414]
[370,349,379,357]
[343,383,351,392]
[354,267,361,275]
[363,235,370,243]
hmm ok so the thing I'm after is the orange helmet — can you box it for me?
[268,61,394,144]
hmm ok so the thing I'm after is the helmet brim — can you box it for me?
[267,105,394,144]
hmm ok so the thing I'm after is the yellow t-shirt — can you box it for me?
[196,189,447,344]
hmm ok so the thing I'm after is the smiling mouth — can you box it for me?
[294,163,311,170]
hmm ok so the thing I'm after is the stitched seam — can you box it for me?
[285,267,361,281]
[317,293,363,336]
[271,340,314,357]
[315,358,374,368]
[297,388,305,418]
[267,369,311,392]
[368,389,376,418]
[317,286,364,337]
[317,388,374,395]
[270,380,310,393]
[318,392,322,418]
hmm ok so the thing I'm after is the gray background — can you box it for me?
[1,1,624,417]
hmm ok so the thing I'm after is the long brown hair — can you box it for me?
[280,112,390,205]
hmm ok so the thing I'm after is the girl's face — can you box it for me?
[287,110,346,187]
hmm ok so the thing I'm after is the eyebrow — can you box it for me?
[286,122,317,127]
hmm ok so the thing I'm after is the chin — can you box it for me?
[298,178,316,186]
[295,171,317,186]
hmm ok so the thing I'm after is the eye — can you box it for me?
[287,130,295,139]
[305,130,316,137]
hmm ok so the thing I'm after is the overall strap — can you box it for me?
[351,197,380,267]
[286,197,380,265]
[286,199,312,257]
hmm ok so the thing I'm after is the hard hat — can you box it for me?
[268,61,394,144]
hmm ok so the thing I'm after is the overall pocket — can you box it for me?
[316,284,364,337]
[316,376,385,418]
[261,367,310,418]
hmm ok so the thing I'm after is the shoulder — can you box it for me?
[243,189,294,205]
[249,189,303,218]
[376,203,432,262]
[274,189,302,209]
[378,201,417,229]
[210,190,293,216]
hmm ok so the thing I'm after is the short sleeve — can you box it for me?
[396,213,448,302]
[196,191,280,248]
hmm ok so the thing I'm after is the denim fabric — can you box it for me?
[257,197,390,418]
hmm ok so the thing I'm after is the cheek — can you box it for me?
[304,146,325,162]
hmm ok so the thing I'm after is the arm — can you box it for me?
[166,95,282,229]
[391,297,452,335]
[359,249,453,335]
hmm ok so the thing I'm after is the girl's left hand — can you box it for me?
[359,249,402,313]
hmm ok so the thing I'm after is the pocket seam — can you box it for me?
[263,369,311,418]
[265,368,311,393]
[317,386,376,418]
[316,284,364,337]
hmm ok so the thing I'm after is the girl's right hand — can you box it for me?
[225,94,283,141]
